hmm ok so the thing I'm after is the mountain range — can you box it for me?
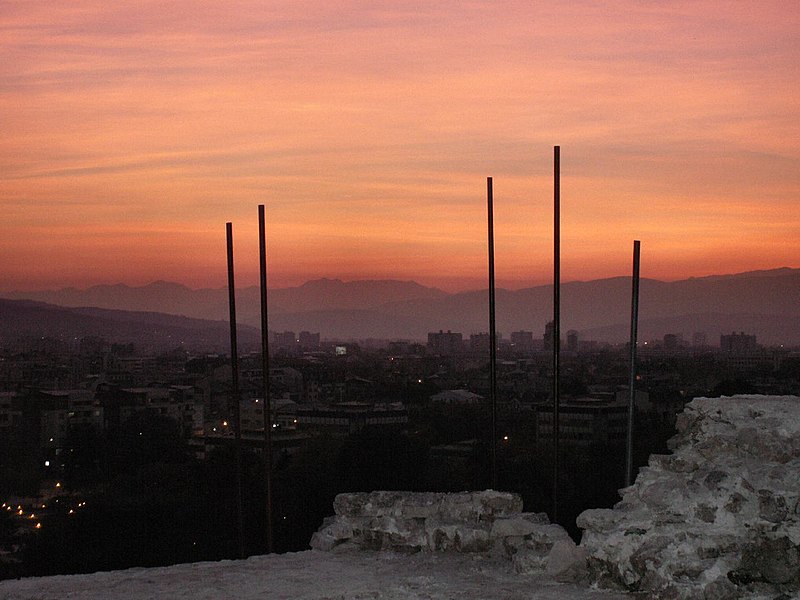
[0,299,261,353]
[3,268,799,346]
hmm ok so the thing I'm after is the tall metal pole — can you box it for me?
[552,146,561,522]
[625,240,641,487]
[487,177,498,490]
[258,205,275,553]
[226,222,245,559]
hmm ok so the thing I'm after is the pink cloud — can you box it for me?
[1,1,798,291]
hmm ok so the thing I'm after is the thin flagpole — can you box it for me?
[552,146,560,523]
[625,240,641,487]
[258,205,275,553]
[487,177,498,490]
[226,222,245,559]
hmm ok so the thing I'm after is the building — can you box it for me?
[29,389,104,448]
[298,331,320,350]
[104,386,197,438]
[720,332,758,354]
[534,396,628,447]
[239,396,299,433]
[295,402,408,435]
[510,331,534,354]
[273,331,297,352]
[427,331,463,355]
[429,389,484,405]
[719,331,768,371]
[469,333,490,353]
[543,321,556,352]
[270,367,304,402]
[566,330,579,353]
[0,392,21,430]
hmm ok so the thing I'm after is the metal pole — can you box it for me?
[226,222,245,559]
[487,177,498,490]
[258,205,275,553]
[552,146,560,522]
[625,240,641,487]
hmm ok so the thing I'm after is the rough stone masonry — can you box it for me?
[578,395,800,599]
[310,489,587,582]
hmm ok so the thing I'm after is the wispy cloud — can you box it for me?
[1,0,798,290]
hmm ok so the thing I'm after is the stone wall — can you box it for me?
[311,490,586,581]
[578,395,800,599]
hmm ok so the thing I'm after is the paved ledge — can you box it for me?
[0,549,631,599]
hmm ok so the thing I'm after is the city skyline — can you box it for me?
[2,1,799,293]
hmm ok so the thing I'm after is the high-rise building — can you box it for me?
[720,332,758,354]
[510,330,534,353]
[274,331,297,350]
[427,330,463,355]
[566,330,579,353]
[543,320,557,351]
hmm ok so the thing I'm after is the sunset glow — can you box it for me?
[2,1,798,292]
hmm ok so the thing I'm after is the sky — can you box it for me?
[2,1,798,293]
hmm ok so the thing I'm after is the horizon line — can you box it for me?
[4,265,797,296]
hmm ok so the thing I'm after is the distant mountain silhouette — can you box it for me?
[0,299,259,352]
[4,279,447,324]
[4,268,799,345]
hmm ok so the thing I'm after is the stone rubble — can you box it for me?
[310,490,587,582]
[578,395,800,599]
[311,395,800,598]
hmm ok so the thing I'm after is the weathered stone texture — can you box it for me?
[311,490,583,580]
[579,395,800,600]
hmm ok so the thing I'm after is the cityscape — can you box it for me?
[1,277,798,577]
[2,1,799,597]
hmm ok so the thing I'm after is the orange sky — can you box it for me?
[2,1,798,292]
